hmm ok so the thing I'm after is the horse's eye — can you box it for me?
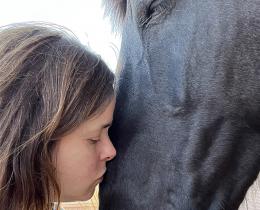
[140,0,175,27]
[139,0,164,27]
[147,0,162,17]
[139,0,176,28]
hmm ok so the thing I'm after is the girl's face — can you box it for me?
[53,97,116,202]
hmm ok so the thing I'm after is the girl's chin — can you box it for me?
[59,183,98,202]
[82,191,95,201]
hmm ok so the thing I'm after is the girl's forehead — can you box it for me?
[71,97,116,135]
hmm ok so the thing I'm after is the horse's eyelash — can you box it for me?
[139,0,175,28]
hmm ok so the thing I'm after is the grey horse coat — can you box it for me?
[100,0,260,209]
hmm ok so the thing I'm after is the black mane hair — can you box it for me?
[102,0,127,31]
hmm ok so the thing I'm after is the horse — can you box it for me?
[100,0,260,209]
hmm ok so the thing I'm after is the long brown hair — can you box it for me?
[0,22,115,210]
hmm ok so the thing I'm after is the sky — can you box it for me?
[0,0,121,71]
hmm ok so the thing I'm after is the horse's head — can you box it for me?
[100,0,260,209]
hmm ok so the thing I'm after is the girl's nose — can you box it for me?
[100,136,116,161]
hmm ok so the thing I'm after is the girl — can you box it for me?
[0,22,116,210]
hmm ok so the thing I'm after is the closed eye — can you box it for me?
[88,139,100,144]
[147,0,162,17]
[140,0,176,27]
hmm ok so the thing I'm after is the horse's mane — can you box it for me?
[102,0,127,31]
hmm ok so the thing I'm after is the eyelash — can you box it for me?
[88,139,100,144]
[140,0,175,27]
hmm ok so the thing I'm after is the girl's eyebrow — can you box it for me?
[87,121,112,134]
